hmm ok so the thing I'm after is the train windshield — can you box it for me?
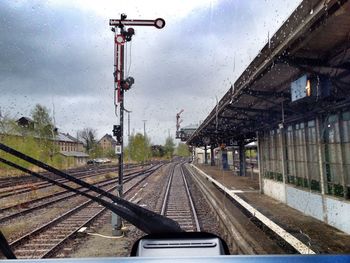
[1,0,350,260]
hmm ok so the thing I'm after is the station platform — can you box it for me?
[193,164,350,254]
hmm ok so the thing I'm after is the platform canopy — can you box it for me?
[187,0,350,147]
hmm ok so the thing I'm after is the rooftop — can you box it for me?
[60,151,89,157]
[188,0,350,146]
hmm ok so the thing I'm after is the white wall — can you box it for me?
[326,197,350,234]
[263,178,350,234]
[286,186,324,221]
[263,179,286,203]
[194,147,204,164]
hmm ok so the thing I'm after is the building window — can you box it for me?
[284,120,320,191]
[320,112,350,199]
[342,111,350,199]
[306,120,320,191]
[285,125,295,184]
[323,114,343,197]
[262,129,283,182]
[260,111,350,200]
[294,122,309,188]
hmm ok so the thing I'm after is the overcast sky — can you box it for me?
[0,0,301,145]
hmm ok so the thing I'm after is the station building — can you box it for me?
[98,134,117,153]
[187,0,350,233]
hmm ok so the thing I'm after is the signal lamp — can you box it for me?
[127,28,135,35]
[123,28,135,41]
[121,77,135,91]
[113,125,122,142]
[154,18,166,29]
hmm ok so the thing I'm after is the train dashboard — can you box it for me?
[3,255,350,263]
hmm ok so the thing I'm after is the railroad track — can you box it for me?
[0,163,145,189]
[160,163,200,232]
[0,164,159,224]
[0,164,118,189]
[0,164,145,199]
[9,164,162,259]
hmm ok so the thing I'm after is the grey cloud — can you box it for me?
[0,0,301,144]
[0,1,112,97]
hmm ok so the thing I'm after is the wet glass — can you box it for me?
[2,0,349,259]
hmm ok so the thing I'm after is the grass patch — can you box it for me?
[104,172,117,179]
[1,221,28,238]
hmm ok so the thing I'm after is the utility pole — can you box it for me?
[142,120,147,138]
[124,108,131,167]
[109,14,165,236]
[127,111,131,137]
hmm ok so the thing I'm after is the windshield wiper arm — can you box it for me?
[0,230,16,259]
[0,157,178,234]
[0,143,183,234]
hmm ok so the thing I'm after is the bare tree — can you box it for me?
[77,128,97,152]
[0,110,17,135]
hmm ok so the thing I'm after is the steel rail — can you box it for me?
[180,165,201,232]
[160,164,175,216]
[0,165,160,224]
[9,166,160,259]
[160,162,201,232]
[0,148,182,235]
[0,164,152,212]
[0,164,146,198]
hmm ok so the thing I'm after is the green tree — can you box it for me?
[128,133,151,163]
[31,104,57,160]
[175,142,190,157]
[31,104,55,139]
[104,148,117,158]
[151,145,165,158]
[89,144,104,158]
[164,136,175,159]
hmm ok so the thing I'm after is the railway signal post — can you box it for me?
[109,14,165,236]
